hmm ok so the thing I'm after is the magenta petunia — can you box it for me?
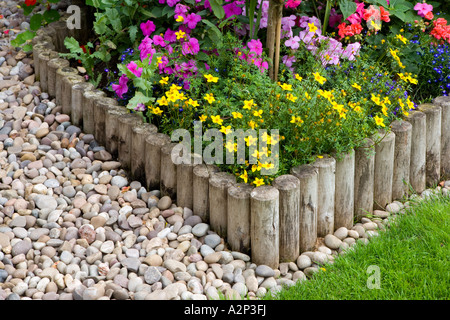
[112,74,128,99]
[223,2,242,19]
[185,13,202,29]
[247,39,263,56]
[127,61,143,78]
[166,0,180,7]
[285,0,301,9]
[140,20,155,36]
[138,36,156,62]
[164,28,177,43]
[414,2,433,17]
[181,37,200,56]
[153,35,166,47]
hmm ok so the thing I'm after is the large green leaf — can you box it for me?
[29,14,43,31]
[64,37,83,55]
[202,19,223,47]
[339,0,357,20]
[43,9,60,23]
[208,0,225,20]
[105,8,122,33]
[129,25,138,43]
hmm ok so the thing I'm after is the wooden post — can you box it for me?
[160,143,179,198]
[354,138,375,221]
[250,186,279,269]
[38,25,56,39]
[313,155,336,237]
[333,149,355,230]
[193,164,220,222]
[47,58,70,98]
[433,96,450,179]
[272,174,300,262]
[71,82,94,127]
[407,111,427,194]
[55,67,78,107]
[105,106,128,158]
[32,42,54,81]
[145,133,171,190]
[372,130,396,210]
[38,51,59,93]
[418,103,442,187]
[52,20,70,53]
[93,97,118,146]
[391,120,412,200]
[290,164,318,253]
[82,90,105,135]
[266,0,284,81]
[131,122,158,184]
[61,74,84,116]
[118,113,141,171]
[176,153,202,209]
[209,172,236,238]
[227,183,253,254]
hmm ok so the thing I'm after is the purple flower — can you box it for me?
[164,28,177,43]
[285,36,300,50]
[140,20,155,36]
[223,2,242,18]
[134,103,146,112]
[282,55,296,72]
[174,3,189,15]
[138,36,156,62]
[341,42,361,61]
[182,37,200,56]
[167,0,180,7]
[127,61,143,78]
[247,39,263,56]
[112,74,128,99]
[153,35,166,47]
[185,13,202,29]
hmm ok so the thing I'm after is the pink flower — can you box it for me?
[167,0,180,7]
[140,20,155,36]
[341,42,361,61]
[112,74,128,99]
[247,39,263,56]
[127,61,143,78]
[285,0,301,9]
[347,13,361,25]
[184,13,202,29]
[138,36,156,62]
[282,55,296,72]
[153,35,166,47]
[414,2,433,18]
[181,37,200,56]
[285,36,300,50]
[223,2,242,19]
[164,29,177,43]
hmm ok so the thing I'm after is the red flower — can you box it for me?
[380,7,390,23]
[25,0,37,6]
[425,11,434,20]
[337,22,363,39]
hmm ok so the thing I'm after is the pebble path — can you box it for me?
[1,0,449,300]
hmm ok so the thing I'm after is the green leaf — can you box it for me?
[21,30,36,41]
[196,51,209,62]
[64,37,83,55]
[129,25,138,43]
[392,10,406,21]
[339,0,357,20]
[162,5,174,17]
[202,19,223,47]
[23,44,33,52]
[47,0,60,3]
[43,9,60,23]
[22,4,34,16]
[208,0,225,19]
[105,8,122,33]
[93,14,108,35]
[30,14,43,31]
[127,91,153,110]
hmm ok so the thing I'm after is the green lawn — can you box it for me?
[267,195,450,300]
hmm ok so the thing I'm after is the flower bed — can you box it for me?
[24,0,450,268]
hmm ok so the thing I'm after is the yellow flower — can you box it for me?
[220,125,232,135]
[261,162,274,170]
[308,22,318,33]
[243,99,256,110]
[199,114,207,122]
[290,115,303,126]
[318,89,334,101]
[187,98,199,107]
[239,170,248,183]
[175,30,185,40]
[286,93,298,102]
[176,15,184,22]
[406,98,415,110]
[253,109,263,118]
[395,34,407,45]
[225,141,236,153]
[398,98,405,108]
[305,92,311,100]
[204,74,219,83]
[279,83,292,91]
[253,177,265,187]
[313,72,326,85]
[159,76,169,85]
[248,120,257,129]
[152,107,163,116]
[371,94,381,106]
[374,115,385,127]
[354,105,362,113]
[169,83,182,91]
[351,83,361,91]
[204,93,215,104]
[245,135,258,146]
[295,74,303,81]
[232,111,243,119]
[157,96,169,106]
[211,115,223,125]
[317,155,323,159]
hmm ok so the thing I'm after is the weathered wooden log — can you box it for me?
[209,172,236,238]
[290,164,318,253]
[37,25,56,39]
[160,143,179,198]
[52,20,70,53]
[250,185,280,268]
[407,111,427,194]
[71,82,94,127]
[32,35,53,46]
[131,122,158,184]
[93,97,118,146]
[372,130,396,210]
[391,120,412,200]
[312,155,336,237]
[354,138,375,220]
[433,96,450,179]
[176,153,202,209]
[47,58,70,98]
[118,113,141,171]
[55,67,78,106]
[193,164,220,222]
[105,106,128,158]
[272,174,300,262]
[227,183,254,254]
[32,41,54,81]
[418,103,442,187]
[38,51,59,93]
[82,89,105,135]
[333,149,355,230]
[145,133,172,190]
[61,74,84,116]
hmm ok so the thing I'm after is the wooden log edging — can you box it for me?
[82,89,105,135]
[209,172,236,239]
[47,58,70,98]
[61,74,84,116]
[131,122,158,184]
[34,24,450,267]
[93,97,118,146]
[373,130,396,210]
[176,153,202,209]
